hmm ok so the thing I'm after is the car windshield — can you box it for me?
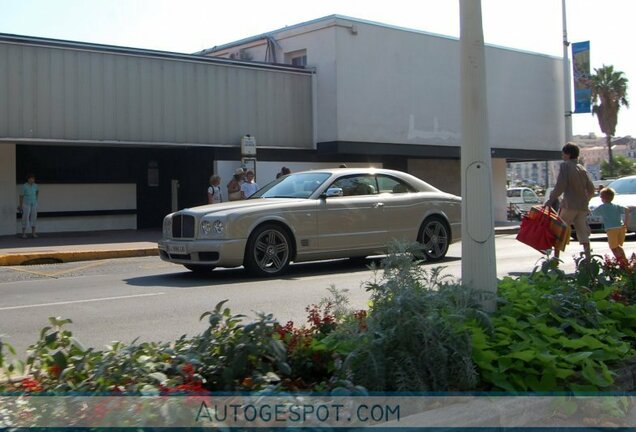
[608,177,636,195]
[250,172,332,199]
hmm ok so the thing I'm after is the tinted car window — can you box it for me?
[376,175,415,193]
[252,172,331,198]
[330,175,377,196]
[523,189,538,201]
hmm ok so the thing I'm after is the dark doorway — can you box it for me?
[136,147,216,228]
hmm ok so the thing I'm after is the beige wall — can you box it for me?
[12,183,137,233]
[492,158,509,222]
[408,159,461,195]
[0,143,16,235]
[209,21,339,144]
[212,16,563,153]
[0,42,313,149]
[409,157,509,223]
[334,19,563,151]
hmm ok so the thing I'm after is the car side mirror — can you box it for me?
[323,187,344,198]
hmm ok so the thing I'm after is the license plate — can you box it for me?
[168,244,187,254]
[588,216,602,224]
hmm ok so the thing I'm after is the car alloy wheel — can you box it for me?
[245,224,292,277]
[419,216,449,261]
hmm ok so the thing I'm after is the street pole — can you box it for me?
[459,0,497,312]
[562,0,573,144]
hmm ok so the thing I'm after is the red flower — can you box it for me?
[611,291,628,304]
[20,377,43,392]
[182,363,195,378]
[47,364,62,378]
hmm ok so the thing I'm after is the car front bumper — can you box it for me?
[158,238,247,268]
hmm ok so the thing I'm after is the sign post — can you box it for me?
[240,135,257,177]
[460,0,497,312]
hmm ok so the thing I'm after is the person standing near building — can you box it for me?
[19,173,39,239]
[227,168,244,201]
[276,166,291,179]
[546,143,595,261]
[240,170,259,199]
[207,175,222,204]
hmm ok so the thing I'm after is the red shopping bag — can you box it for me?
[516,213,556,253]
[527,205,570,252]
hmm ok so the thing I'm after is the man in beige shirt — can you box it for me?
[547,142,596,261]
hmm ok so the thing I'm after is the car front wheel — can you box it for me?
[244,224,292,277]
[418,216,450,261]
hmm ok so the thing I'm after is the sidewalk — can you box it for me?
[0,229,161,266]
[0,224,520,266]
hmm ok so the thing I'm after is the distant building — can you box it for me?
[507,134,634,186]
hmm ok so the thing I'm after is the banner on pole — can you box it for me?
[572,41,591,113]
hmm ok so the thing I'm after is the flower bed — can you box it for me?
[3,247,636,395]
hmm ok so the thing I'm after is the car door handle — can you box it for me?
[373,202,384,208]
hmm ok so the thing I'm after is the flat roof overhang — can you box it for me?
[317,141,562,162]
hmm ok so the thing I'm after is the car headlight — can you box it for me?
[213,220,224,234]
[201,219,224,235]
[201,220,212,234]
[163,216,172,237]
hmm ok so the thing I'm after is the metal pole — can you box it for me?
[460,0,497,312]
[562,0,573,143]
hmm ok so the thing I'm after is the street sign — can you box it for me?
[241,135,256,156]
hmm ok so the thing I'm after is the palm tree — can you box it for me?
[590,65,629,177]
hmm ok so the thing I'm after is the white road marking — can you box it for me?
[0,292,164,311]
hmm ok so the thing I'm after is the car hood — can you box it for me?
[589,194,636,210]
[174,198,308,216]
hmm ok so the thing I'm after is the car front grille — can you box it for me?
[172,214,195,238]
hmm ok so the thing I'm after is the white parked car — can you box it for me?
[506,187,541,219]
[587,175,636,235]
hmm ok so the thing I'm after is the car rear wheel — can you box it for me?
[184,264,215,273]
[418,216,450,261]
[244,224,292,277]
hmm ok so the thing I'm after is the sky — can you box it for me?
[1,0,634,138]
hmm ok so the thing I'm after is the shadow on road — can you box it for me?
[124,255,462,288]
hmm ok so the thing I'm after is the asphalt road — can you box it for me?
[0,233,630,357]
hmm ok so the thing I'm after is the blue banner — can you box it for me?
[572,41,591,113]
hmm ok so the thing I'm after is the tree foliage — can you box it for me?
[591,65,630,177]
[600,155,635,179]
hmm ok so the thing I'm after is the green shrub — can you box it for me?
[342,242,490,391]
[470,270,636,392]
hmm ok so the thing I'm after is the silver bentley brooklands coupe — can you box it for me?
[158,168,461,277]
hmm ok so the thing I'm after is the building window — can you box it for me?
[285,49,307,67]
[291,55,307,66]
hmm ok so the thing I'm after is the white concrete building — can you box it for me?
[1,15,566,235]
[199,15,564,222]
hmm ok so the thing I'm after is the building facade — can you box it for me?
[1,15,565,235]
[200,15,564,221]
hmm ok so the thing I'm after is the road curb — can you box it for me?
[0,248,159,266]
[495,227,520,236]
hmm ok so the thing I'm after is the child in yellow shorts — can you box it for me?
[592,187,630,262]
